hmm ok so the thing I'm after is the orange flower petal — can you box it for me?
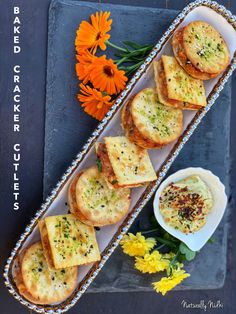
[89,56,127,95]
[75,11,112,54]
[77,84,114,121]
[75,50,97,84]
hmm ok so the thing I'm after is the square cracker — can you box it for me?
[104,136,157,186]
[162,55,206,107]
[44,214,100,269]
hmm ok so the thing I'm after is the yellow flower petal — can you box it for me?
[135,251,170,274]
[120,232,156,257]
[152,269,190,296]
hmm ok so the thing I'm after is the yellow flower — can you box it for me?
[135,251,170,274]
[120,232,156,257]
[152,269,190,296]
[162,252,175,259]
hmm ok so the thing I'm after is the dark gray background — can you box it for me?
[0,0,235,313]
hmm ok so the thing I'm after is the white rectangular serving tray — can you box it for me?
[4,1,236,313]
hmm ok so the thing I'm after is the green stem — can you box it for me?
[120,60,144,72]
[117,57,143,66]
[115,56,128,66]
[140,228,159,235]
[167,249,180,276]
[155,237,178,250]
[130,60,143,68]
[155,243,166,250]
[130,46,152,53]
[106,40,127,52]
[170,250,180,267]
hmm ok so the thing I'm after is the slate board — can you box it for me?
[44,0,231,292]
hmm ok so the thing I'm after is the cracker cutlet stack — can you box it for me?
[172,21,230,80]
[68,166,131,226]
[96,136,157,188]
[38,214,100,269]
[122,88,183,149]
[14,242,78,305]
[38,220,55,269]
[154,55,207,110]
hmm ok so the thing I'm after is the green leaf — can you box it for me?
[96,158,102,172]
[179,242,189,254]
[123,40,142,50]
[177,253,187,263]
[155,236,178,250]
[111,180,118,185]
[163,232,180,244]
[114,52,125,58]
[179,243,196,261]
[150,215,159,228]
[185,250,196,261]
[208,237,215,244]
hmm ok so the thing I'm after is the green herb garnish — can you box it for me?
[96,158,102,172]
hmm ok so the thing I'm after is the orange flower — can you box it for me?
[89,55,127,95]
[75,11,112,54]
[77,84,114,121]
[75,50,96,84]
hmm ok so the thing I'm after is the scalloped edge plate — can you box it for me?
[153,167,228,251]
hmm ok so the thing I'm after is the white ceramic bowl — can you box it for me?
[153,167,227,251]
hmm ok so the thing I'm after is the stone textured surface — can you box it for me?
[44,0,231,292]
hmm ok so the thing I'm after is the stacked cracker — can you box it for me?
[14,242,78,305]
[172,21,230,80]
[68,166,131,225]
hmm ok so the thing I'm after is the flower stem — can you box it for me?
[122,60,144,70]
[155,237,178,250]
[140,228,159,235]
[167,249,180,276]
[106,40,127,52]
[170,250,180,266]
[115,56,128,66]
[155,243,166,250]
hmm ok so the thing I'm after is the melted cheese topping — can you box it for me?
[162,55,206,107]
[45,214,100,268]
[183,21,230,74]
[21,242,78,304]
[104,136,157,186]
[159,175,213,234]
